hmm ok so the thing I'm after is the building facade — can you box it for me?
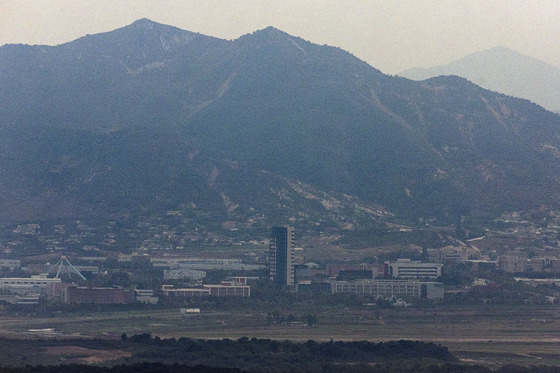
[269,226,295,286]
[0,276,61,294]
[46,283,134,304]
[161,277,251,298]
[386,259,443,279]
[331,279,444,300]
[163,268,206,281]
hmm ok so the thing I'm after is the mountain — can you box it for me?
[2,20,560,232]
[399,46,560,112]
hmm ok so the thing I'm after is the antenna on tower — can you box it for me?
[49,256,87,281]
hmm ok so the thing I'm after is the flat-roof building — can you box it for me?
[0,276,61,294]
[386,259,443,279]
[161,277,251,298]
[331,279,444,300]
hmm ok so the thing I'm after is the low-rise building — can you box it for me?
[152,257,264,271]
[180,308,201,314]
[0,294,40,305]
[0,259,21,270]
[428,246,468,263]
[0,276,61,294]
[386,259,443,279]
[161,277,251,298]
[47,283,134,304]
[330,279,444,300]
[162,285,210,297]
[135,289,159,304]
[63,285,134,304]
[163,268,206,281]
[497,255,526,273]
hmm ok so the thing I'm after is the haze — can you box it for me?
[1,0,559,75]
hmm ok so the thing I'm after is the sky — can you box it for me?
[1,0,559,75]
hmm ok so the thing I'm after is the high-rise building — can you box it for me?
[269,226,295,286]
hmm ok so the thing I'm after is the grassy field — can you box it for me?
[1,304,560,367]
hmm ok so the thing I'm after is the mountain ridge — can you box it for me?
[399,46,560,112]
[1,20,560,231]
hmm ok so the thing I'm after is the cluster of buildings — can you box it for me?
[0,254,256,304]
[268,226,445,300]
[497,255,560,273]
[5,226,525,306]
[0,275,145,305]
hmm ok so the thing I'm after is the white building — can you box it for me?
[428,246,468,263]
[387,259,443,279]
[152,257,264,271]
[163,268,206,281]
[331,279,444,300]
[0,259,21,270]
[135,289,159,304]
[0,276,61,294]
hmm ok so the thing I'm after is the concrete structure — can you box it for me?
[205,284,250,297]
[163,268,206,281]
[386,259,443,279]
[74,265,99,274]
[269,226,295,286]
[337,269,374,281]
[498,255,526,273]
[161,277,251,298]
[152,257,264,271]
[294,264,311,284]
[514,278,560,286]
[0,259,21,270]
[118,254,133,262]
[325,263,382,278]
[0,276,61,294]
[162,286,210,297]
[331,279,444,300]
[0,294,40,304]
[135,289,159,304]
[428,246,468,263]
[180,308,201,314]
[64,286,134,304]
[46,283,133,304]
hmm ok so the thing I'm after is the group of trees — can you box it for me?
[118,335,455,371]
[2,335,560,372]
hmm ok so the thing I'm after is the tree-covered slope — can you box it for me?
[1,19,560,226]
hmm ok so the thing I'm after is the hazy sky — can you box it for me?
[1,0,559,74]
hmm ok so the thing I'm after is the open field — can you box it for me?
[1,305,560,367]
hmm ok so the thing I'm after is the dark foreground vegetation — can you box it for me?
[3,362,560,373]
[124,334,454,370]
[1,336,560,372]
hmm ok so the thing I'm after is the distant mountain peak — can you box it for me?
[259,26,288,34]
[484,45,515,53]
[241,26,298,43]
[399,47,560,111]
[123,18,183,33]
[132,17,156,25]
[2,21,560,225]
